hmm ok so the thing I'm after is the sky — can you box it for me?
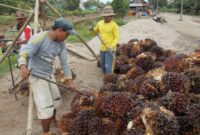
[83,0,148,4]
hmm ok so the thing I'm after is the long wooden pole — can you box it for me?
[7,54,18,100]
[76,34,100,61]
[44,0,99,61]
[26,84,33,135]
[0,3,32,13]
[26,1,40,135]
[0,12,34,64]
[34,0,40,34]
[45,0,63,17]
[40,2,46,29]
[95,34,114,58]
[31,74,89,96]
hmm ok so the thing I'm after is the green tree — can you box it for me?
[0,0,31,15]
[149,0,168,8]
[63,0,80,10]
[194,0,200,14]
[111,0,129,17]
[173,0,200,15]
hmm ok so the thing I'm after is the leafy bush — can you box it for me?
[113,17,128,26]
[0,1,31,15]
[111,0,129,17]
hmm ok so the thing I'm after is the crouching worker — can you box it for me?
[18,18,76,135]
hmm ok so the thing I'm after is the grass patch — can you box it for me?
[0,54,17,78]
[67,19,99,43]
[0,15,15,25]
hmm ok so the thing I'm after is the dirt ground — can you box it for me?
[1,13,200,135]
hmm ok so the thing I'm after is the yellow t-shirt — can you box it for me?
[93,20,119,51]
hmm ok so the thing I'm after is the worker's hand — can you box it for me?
[108,47,112,53]
[19,64,30,79]
[16,40,21,46]
[67,79,76,91]
[62,78,76,91]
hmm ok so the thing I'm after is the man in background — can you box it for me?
[16,10,32,47]
[91,6,119,74]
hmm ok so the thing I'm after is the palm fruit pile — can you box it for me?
[57,39,200,135]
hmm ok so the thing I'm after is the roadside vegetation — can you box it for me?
[0,54,17,78]
[0,15,15,25]
[149,0,200,15]
[167,0,200,15]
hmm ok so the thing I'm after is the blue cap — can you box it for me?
[52,18,76,35]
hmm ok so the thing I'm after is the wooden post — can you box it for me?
[180,0,183,21]
[26,1,40,134]
[0,12,34,64]
[34,0,40,34]
[40,1,46,29]
[157,0,159,14]
[26,85,33,135]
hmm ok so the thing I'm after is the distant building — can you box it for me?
[129,0,150,11]
[129,0,150,16]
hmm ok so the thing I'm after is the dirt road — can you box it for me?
[0,13,200,135]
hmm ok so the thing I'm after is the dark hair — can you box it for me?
[52,18,73,31]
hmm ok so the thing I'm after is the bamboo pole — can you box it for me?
[45,0,63,17]
[31,74,89,96]
[0,3,32,13]
[7,54,18,100]
[34,0,40,34]
[26,85,33,135]
[26,1,40,135]
[76,34,100,61]
[40,1,46,29]
[0,12,34,64]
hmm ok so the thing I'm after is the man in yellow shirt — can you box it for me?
[92,6,119,74]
